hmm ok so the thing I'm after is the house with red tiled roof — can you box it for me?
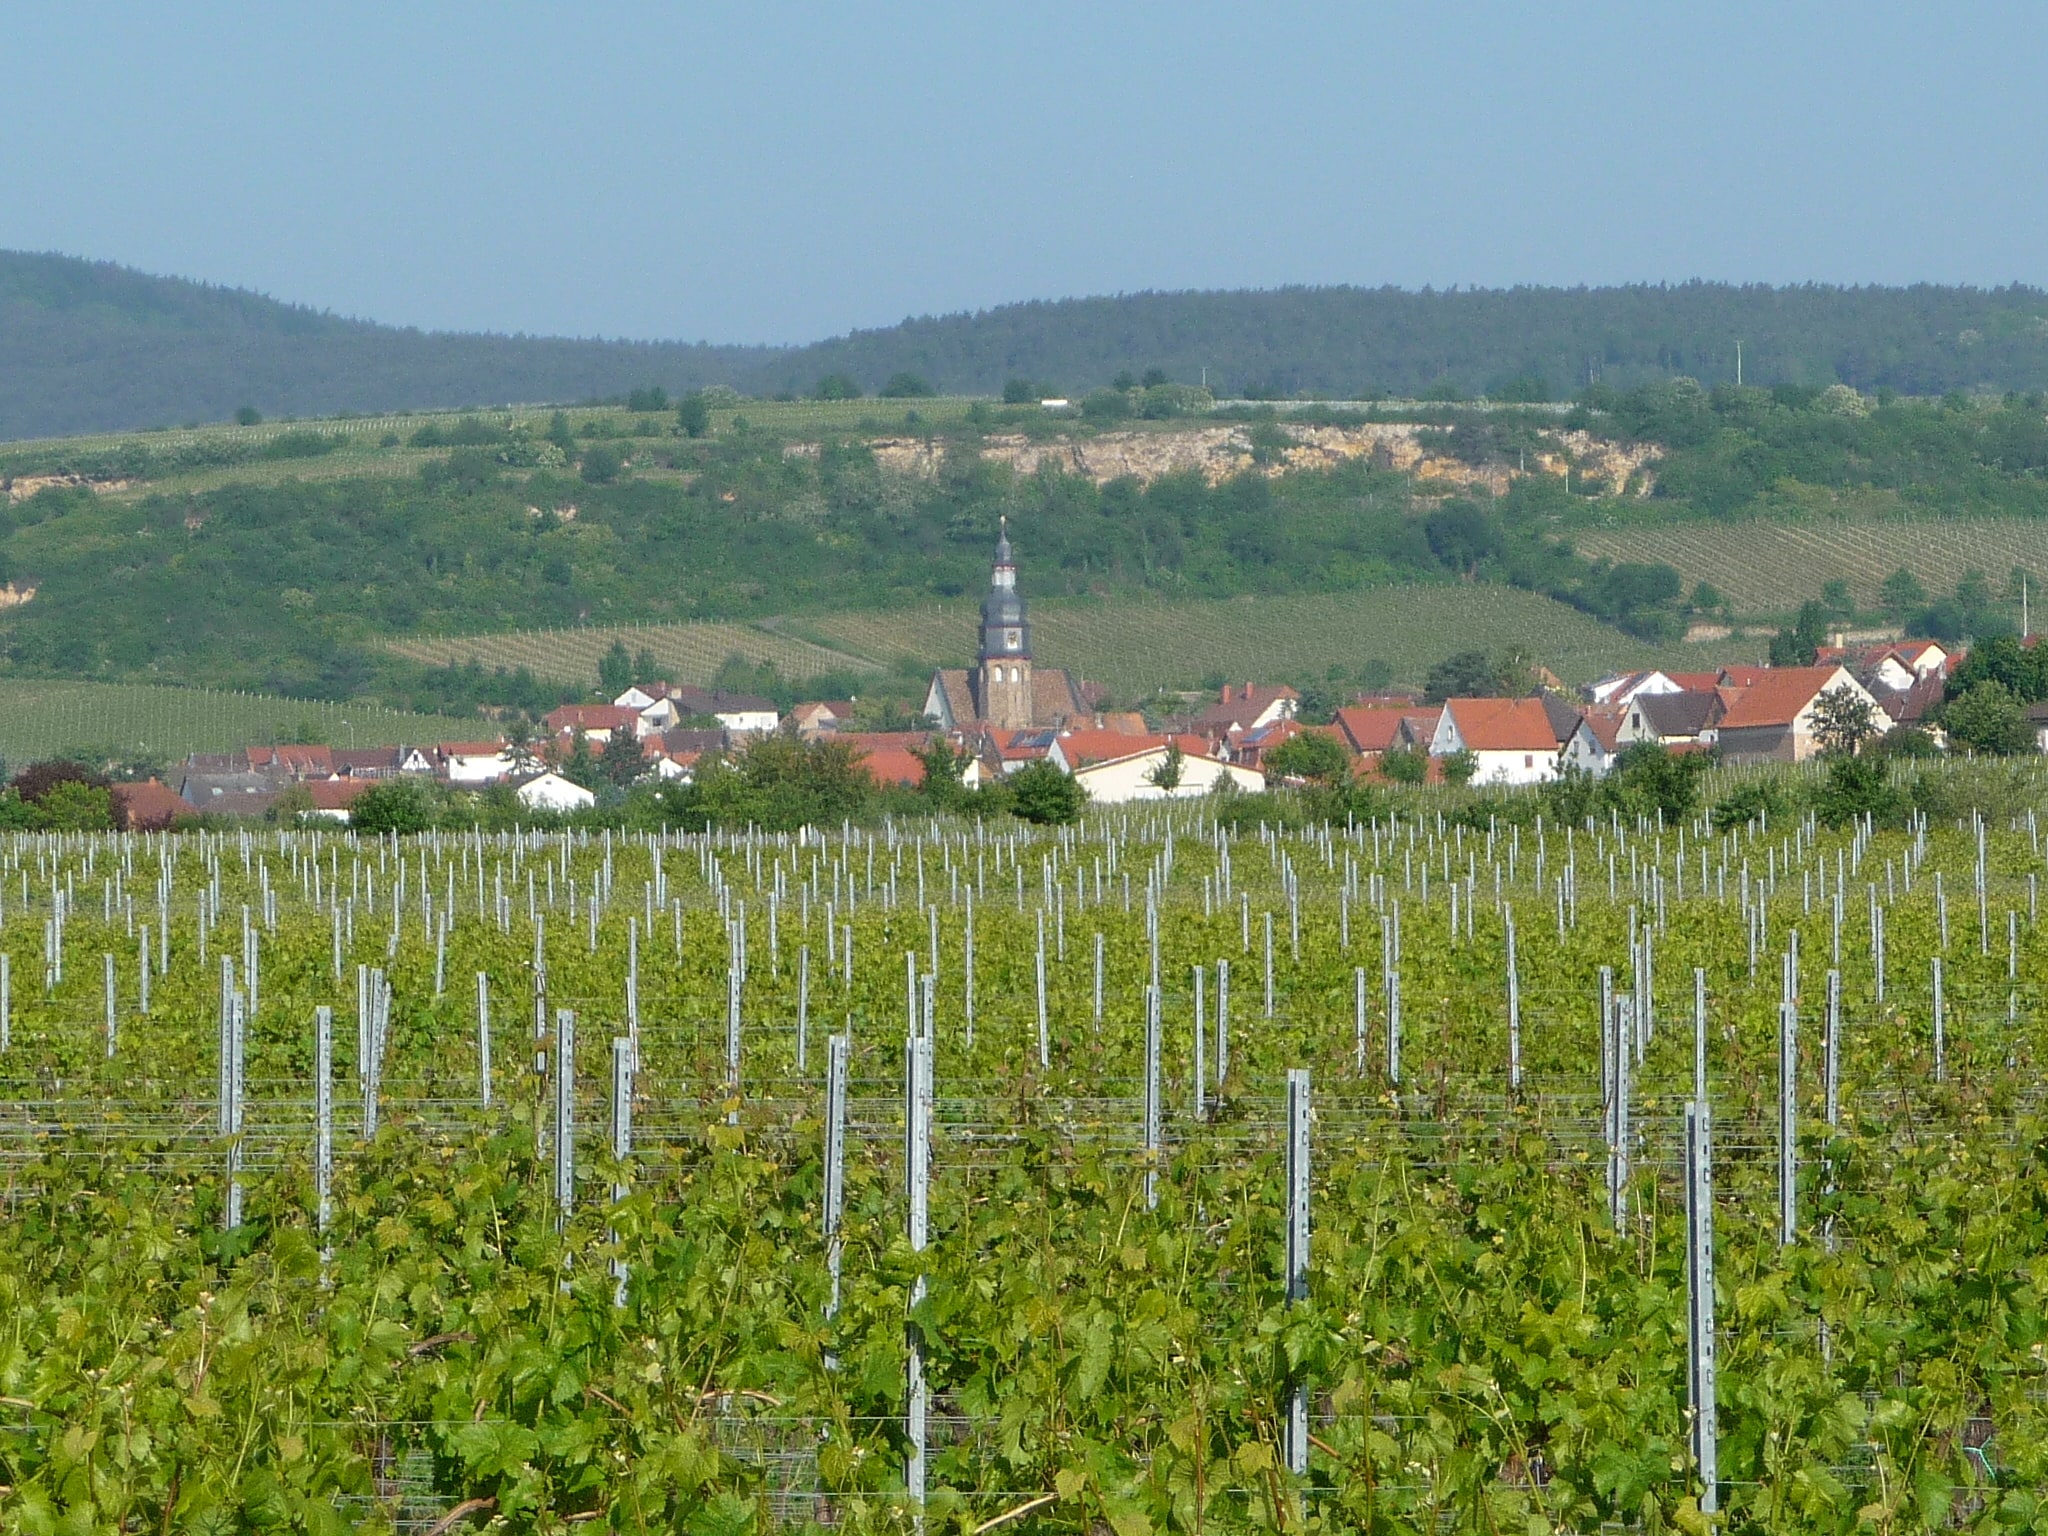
[303,780,370,823]
[967,726,1055,775]
[1559,709,1627,777]
[1048,730,1263,804]
[790,701,860,738]
[1194,683,1299,739]
[438,743,513,784]
[545,704,641,744]
[111,779,195,831]
[1717,664,1774,689]
[246,744,336,778]
[1334,705,1442,758]
[1585,670,1685,707]
[1429,698,1563,784]
[1716,666,1880,762]
[1617,691,1726,749]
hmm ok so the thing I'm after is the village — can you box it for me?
[126,528,1977,827]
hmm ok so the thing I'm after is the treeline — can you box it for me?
[14,250,2048,437]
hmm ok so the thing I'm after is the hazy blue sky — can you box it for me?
[4,3,2043,343]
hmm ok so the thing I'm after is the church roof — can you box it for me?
[928,666,1090,730]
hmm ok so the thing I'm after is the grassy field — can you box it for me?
[384,620,885,689]
[1574,514,2048,616]
[382,586,1741,699]
[0,680,470,765]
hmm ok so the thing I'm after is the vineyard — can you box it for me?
[381,587,1727,700]
[798,588,1728,695]
[0,681,467,766]
[0,792,2041,1532]
[1574,515,2048,618]
[384,623,883,692]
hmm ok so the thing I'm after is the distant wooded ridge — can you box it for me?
[8,249,2048,438]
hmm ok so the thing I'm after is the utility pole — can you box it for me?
[1735,340,1743,387]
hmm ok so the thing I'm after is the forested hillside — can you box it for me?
[11,250,2048,436]
[7,381,2048,713]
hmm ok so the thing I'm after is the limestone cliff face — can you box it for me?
[854,423,1659,495]
[5,473,133,502]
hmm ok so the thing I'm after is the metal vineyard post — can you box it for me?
[1282,1068,1311,1478]
[1685,1099,1719,1514]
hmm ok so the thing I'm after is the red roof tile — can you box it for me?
[1718,666,1850,729]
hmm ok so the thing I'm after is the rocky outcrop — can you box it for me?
[849,422,1659,495]
[5,473,132,502]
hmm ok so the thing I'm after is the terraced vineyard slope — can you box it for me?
[1574,514,2048,617]
[0,680,466,764]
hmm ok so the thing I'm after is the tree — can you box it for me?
[1423,650,1517,702]
[1945,633,2048,703]
[12,759,109,806]
[1440,749,1478,786]
[1768,599,1829,667]
[686,735,875,831]
[1263,731,1350,787]
[598,640,634,698]
[1809,685,1879,757]
[235,406,262,426]
[351,779,436,835]
[1146,738,1186,793]
[1880,567,1926,619]
[627,386,669,413]
[1080,388,1132,424]
[1867,724,1939,759]
[600,727,645,787]
[1423,503,1503,577]
[1008,761,1085,825]
[814,373,862,401]
[914,735,972,808]
[676,393,712,438]
[1379,745,1428,784]
[1942,680,2033,755]
[1689,580,1728,615]
[580,443,623,484]
[562,735,603,790]
[1812,754,1902,829]
[502,714,539,772]
[1002,379,1051,404]
[37,780,113,831]
[633,648,659,682]
[1956,568,1995,627]
[1608,741,1712,819]
[881,372,934,398]
[1820,578,1855,618]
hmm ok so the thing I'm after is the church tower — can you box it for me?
[978,517,1034,730]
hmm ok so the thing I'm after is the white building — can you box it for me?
[514,772,597,813]
[1047,730,1265,804]
[440,744,515,784]
[1429,698,1564,786]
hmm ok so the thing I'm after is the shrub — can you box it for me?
[1008,761,1086,825]
[350,779,437,835]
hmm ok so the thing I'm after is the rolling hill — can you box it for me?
[11,249,2048,437]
